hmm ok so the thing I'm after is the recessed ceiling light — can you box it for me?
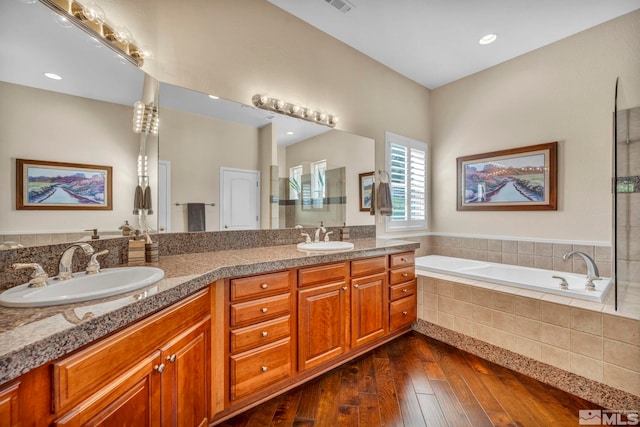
[479,33,498,45]
[286,131,294,135]
[44,72,62,80]
[208,95,219,100]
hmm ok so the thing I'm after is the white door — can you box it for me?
[220,168,260,230]
[158,160,171,233]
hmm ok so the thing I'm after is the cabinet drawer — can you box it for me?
[230,315,291,354]
[231,271,290,301]
[230,293,291,327]
[390,296,417,331]
[389,279,417,301]
[390,252,415,269]
[389,266,415,285]
[298,262,346,287]
[230,338,291,400]
[351,256,387,277]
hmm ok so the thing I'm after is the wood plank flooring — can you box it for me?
[219,332,600,426]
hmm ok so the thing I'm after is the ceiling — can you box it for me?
[267,0,640,89]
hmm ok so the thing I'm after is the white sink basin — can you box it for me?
[0,267,165,308]
[297,241,355,252]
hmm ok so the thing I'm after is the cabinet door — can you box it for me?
[351,273,387,348]
[0,382,19,427]
[162,318,211,427]
[298,281,349,370]
[54,352,162,427]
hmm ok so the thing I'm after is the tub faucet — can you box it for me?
[562,251,600,278]
[58,243,94,280]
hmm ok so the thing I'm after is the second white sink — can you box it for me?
[297,241,354,252]
[0,267,165,308]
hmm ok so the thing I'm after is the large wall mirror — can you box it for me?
[0,0,147,246]
[158,83,375,232]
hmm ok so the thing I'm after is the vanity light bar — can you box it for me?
[132,102,159,135]
[39,0,145,67]
[252,94,338,128]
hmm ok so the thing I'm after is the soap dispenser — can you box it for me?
[340,223,350,241]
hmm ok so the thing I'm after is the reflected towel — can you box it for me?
[187,203,206,232]
[377,182,393,216]
[143,186,153,214]
[369,182,376,215]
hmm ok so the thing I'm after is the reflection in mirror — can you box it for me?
[0,0,147,247]
[158,83,375,232]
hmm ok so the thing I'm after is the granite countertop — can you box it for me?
[0,238,418,385]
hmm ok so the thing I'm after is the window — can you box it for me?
[310,160,326,209]
[385,132,428,231]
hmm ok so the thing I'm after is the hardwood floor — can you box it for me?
[219,331,600,426]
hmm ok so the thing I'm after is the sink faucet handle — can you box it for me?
[300,233,311,243]
[324,231,333,242]
[86,250,109,275]
[12,263,49,287]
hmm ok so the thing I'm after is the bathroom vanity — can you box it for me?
[0,238,417,425]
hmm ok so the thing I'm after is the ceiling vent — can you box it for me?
[324,0,355,14]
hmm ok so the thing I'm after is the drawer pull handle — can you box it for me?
[353,284,359,289]
[261,366,268,373]
[261,283,268,289]
[402,288,408,293]
[400,257,408,262]
[402,311,408,316]
[261,308,268,313]
[342,286,348,291]
[261,331,268,337]
[154,364,165,374]
[166,354,176,363]
[401,273,409,277]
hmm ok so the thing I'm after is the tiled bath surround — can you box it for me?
[416,274,640,408]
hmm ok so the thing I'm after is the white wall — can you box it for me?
[430,10,640,243]
[0,82,141,234]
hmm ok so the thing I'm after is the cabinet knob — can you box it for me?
[402,311,408,316]
[400,257,408,262]
[261,307,268,313]
[402,288,408,293]
[261,283,268,289]
[261,366,268,373]
[154,364,165,373]
[401,273,409,277]
[342,286,348,291]
[353,284,359,289]
[166,354,176,363]
[261,331,268,337]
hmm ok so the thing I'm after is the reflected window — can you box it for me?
[311,160,327,208]
[289,165,302,200]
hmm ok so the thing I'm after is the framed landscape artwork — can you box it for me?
[456,142,557,211]
[16,159,113,210]
[359,171,374,211]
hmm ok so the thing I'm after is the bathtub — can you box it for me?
[415,255,612,303]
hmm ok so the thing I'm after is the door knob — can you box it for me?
[166,354,176,363]
[154,364,165,373]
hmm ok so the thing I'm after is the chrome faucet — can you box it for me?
[563,250,601,290]
[58,243,94,280]
[562,251,600,278]
[314,224,326,243]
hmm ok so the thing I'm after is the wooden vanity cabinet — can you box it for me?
[297,263,350,371]
[389,251,417,331]
[50,288,211,426]
[0,381,19,427]
[227,271,293,403]
[350,257,388,348]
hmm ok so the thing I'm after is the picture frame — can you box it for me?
[16,159,113,210]
[359,171,375,211]
[456,142,557,211]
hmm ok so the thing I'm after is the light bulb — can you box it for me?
[82,3,105,24]
[289,104,301,115]
[275,99,285,110]
[114,26,133,44]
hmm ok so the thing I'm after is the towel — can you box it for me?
[187,203,206,232]
[133,185,144,214]
[369,182,376,215]
[377,182,393,216]
[143,186,153,214]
